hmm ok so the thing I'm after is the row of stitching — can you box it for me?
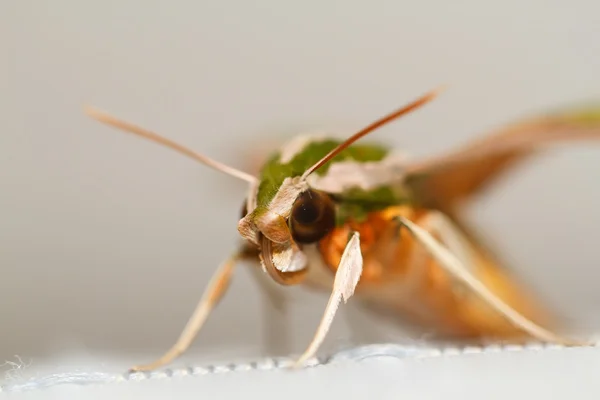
[2,341,598,393]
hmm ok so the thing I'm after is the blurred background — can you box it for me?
[2,0,600,375]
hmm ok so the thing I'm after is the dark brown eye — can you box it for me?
[290,189,336,244]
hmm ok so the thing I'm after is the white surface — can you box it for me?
[4,344,600,398]
[2,0,600,397]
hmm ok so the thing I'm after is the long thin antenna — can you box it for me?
[84,106,257,183]
[301,86,445,179]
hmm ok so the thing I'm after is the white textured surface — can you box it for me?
[4,344,600,398]
[2,0,600,398]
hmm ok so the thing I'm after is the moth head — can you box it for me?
[237,176,338,284]
[239,183,336,243]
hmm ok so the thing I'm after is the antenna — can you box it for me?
[84,106,257,183]
[301,86,445,179]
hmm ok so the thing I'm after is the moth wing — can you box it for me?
[406,104,600,215]
[402,104,600,330]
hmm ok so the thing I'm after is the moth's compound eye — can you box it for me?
[290,189,336,244]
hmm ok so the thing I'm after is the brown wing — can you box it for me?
[406,104,600,215]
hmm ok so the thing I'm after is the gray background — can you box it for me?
[2,0,600,395]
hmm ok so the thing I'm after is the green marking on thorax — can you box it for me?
[254,138,413,225]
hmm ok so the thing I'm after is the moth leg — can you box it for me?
[129,251,241,372]
[396,214,590,346]
[293,232,363,367]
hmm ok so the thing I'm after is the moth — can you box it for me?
[84,87,600,371]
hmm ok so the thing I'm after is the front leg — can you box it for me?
[293,232,363,367]
[129,251,242,372]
